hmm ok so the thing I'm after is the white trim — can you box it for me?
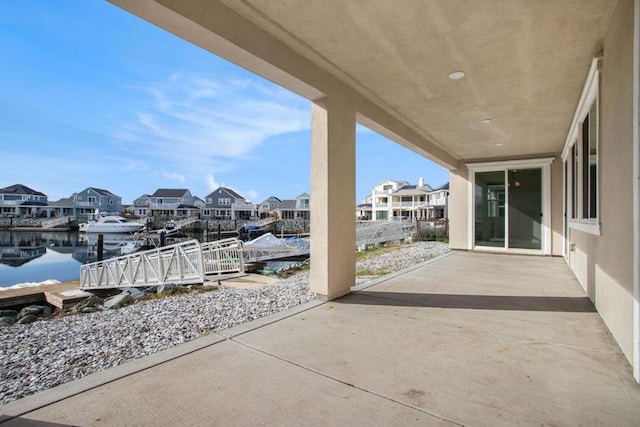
[467,157,555,172]
[472,246,548,256]
[562,58,601,160]
[568,220,601,235]
[633,0,640,384]
[562,159,569,260]
[562,62,600,234]
[466,172,474,250]
[466,158,554,255]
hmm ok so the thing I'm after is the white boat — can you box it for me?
[79,212,144,234]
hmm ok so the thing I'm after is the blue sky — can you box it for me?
[0,0,448,205]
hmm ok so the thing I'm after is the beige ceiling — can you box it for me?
[112,0,616,166]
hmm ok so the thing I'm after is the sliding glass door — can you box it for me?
[473,168,543,251]
[508,168,542,250]
[475,171,505,247]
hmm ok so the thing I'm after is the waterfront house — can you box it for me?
[203,187,255,220]
[425,183,449,220]
[193,196,205,210]
[355,203,372,221]
[47,197,74,218]
[72,187,123,219]
[275,193,311,220]
[132,194,151,217]
[369,180,408,221]
[0,184,48,217]
[114,0,640,383]
[363,178,448,221]
[257,196,282,218]
[295,192,310,220]
[149,189,198,217]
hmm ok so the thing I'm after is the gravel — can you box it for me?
[0,241,449,406]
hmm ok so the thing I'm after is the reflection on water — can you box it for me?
[0,231,85,287]
[0,232,131,287]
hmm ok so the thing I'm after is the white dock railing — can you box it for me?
[80,238,244,290]
[243,234,310,262]
[356,220,416,246]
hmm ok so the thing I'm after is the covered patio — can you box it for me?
[2,252,639,425]
[102,0,640,380]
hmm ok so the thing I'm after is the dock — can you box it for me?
[0,281,91,310]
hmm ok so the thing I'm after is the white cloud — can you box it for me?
[161,168,186,184]
[242,189,259,203]
[117,72,310,179]
[205,173,223,191]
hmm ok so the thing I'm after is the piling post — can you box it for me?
[160,231,166,247]
[217,223,221,241]
[97,234,104,261]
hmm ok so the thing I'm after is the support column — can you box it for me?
[310,95,356,300]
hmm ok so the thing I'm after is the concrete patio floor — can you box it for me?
[2,251,640,426]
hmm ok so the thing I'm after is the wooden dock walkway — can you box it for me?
[0,281,91,309]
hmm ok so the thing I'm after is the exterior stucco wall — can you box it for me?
[569,0,635,364]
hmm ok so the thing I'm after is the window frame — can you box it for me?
[562,57,600,236]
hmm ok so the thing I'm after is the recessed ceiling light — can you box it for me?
[495,143,504,147]
[482,119,492,124]
[448,71,466,80]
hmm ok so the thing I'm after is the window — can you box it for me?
[562,57,599,235]
[219,198,230,206]
[109,200,114,205]
[88,196,96,203]
[582,100,598,219]
[487,185,505,218]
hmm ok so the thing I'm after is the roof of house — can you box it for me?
[86,187,115,196]
[0,184,46,197]
[151,189,189,198]
[374,179,409,188]
[48,197,74,207]
[263,196,281,202]
[434,182,450,191]
[205,187,244,200]
[357,203,373,209]
[392,183,431,196]
[278,200,297,210]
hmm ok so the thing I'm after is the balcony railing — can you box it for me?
[150,203,181,209]
[74,201,100,207]
[231,203,256,210]
[391,201,420,208]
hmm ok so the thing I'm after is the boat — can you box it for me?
[79,211,144,234]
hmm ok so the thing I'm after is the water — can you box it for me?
[0,231,200,288]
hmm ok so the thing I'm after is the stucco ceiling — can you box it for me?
[112,0,616,165]
[229,0,615,162]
